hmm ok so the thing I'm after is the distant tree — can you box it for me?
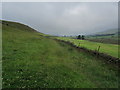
[77,35,81,39]
[81,35,85,40]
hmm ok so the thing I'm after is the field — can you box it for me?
[2,21,119,88]
[85,29,119,44]
[56,37,119,58]
[86,35,119,45]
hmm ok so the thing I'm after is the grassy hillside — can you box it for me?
[2,21,119,88]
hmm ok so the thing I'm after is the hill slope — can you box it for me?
[94,29,118,35]
[86,29,119,44]
[2,20,119,88]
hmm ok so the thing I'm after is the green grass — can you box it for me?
[2,21,119,88]
[56,37,119,58]
[85,33,119,44]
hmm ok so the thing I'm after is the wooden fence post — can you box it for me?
[98,46,100,52]
[79,42,80,47]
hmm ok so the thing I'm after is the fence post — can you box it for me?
[98,46,100,52]
[79,42,80,47]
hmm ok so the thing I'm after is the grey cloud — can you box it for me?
[2,2,118,35]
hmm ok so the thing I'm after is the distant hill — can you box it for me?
[86,29,119,44]
[89,29,119,37]
[1,20,38,32]
[95,29,118,35]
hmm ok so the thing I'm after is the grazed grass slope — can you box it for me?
[2,21,119,88]
[57,37,119,58]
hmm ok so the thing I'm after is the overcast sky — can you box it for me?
[2,2,118,35]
